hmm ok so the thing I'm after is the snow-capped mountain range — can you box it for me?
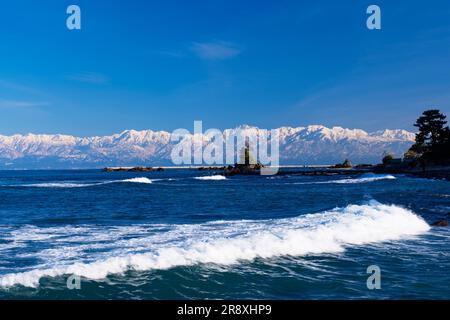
[0,125,416,169]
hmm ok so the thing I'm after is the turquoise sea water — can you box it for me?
[0,169,449,299]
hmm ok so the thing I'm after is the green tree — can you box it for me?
[403,149,419,159]
[409,109,450,163]
[410,109,447,154]
[432,126,450,161]
[382,153,394,165]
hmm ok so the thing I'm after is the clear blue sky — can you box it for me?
[0,0,449,136]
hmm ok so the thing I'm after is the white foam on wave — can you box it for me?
[120,177,153,184]
[22,182,101,188]
[18,177,155,188]
[294,173,396,185]
[194,175,227,181]
[0,201,429,288]
[331,173,396,184]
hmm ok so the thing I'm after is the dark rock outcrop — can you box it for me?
[103,166,159,172]
[431,220,448,227]
[223,163,263,176]
[198,166,226,171]
[333,159,352,169]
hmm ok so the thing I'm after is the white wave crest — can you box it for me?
[0,201,429,288]
[18,177,154,188]
[294,173,396,185]
[22,182,101,188]
[331,173,396,184]
[194,175,227,181]
[120,177,153,184]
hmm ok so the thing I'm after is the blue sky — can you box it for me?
[0,0,449,136]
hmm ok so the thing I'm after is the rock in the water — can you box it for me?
[431,220,448,227]
[103,166,156,172]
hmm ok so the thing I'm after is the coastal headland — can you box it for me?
[102,163,450,180]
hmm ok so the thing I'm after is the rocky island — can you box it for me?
[373,109,450,181]
[103,166,164,172]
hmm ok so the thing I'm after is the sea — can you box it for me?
[0,169,449,299]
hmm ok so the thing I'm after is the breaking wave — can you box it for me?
[19,177,154,188]
[120,177,153,184]
[294,173,396,185]
[194,175,227,181]
[21,182,102,188]
[330,173,396,184]
[0,201,429,288]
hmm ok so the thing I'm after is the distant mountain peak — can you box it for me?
[0,125,415,169]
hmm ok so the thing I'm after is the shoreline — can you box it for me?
[0,164,335,171]
[1,165,449,181]
[374,165,450,181]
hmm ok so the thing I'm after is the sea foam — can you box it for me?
[0,201,429,288]
[294,173,396,185]
[120,177,153,184]
[22,182,101,188]
[330,173,396,184]
[18,177,154,188]
[194,175,227,181]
